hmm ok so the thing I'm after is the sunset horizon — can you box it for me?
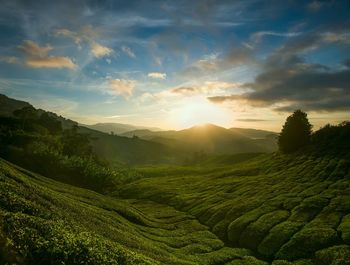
[1,1,349,131]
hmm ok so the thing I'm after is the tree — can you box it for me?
[61,125,93,158]
[39,112,62,135]
[278,110,312,153]
[13,106,37,129]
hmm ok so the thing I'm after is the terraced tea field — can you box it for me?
[119,154,350,264]
[1,152,350,264]
[0,159,267,264]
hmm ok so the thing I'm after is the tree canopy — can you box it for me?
[278,110,312,153]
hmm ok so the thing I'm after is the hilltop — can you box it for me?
[0,94,278,165]
[121,123,277,155]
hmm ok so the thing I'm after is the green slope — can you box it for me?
[119,153,350,264]
[0,158,267,265]
[0,94,31,117]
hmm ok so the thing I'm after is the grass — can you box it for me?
[0,150,350,264]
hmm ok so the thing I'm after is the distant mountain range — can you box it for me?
[0,93,278,164]
[83,123,162,135]
[120,123,278,154]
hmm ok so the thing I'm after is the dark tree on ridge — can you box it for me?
[278,110,312,153]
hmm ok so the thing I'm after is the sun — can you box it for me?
[170,96,232,128]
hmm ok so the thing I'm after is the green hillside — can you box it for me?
[0,94,31,117]
[77,126,183,165]
[0,158,269,265]
[1,93,350,264]
[1,146,350,264]
[119,151,350,264]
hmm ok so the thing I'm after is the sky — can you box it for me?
[0,0,349,131]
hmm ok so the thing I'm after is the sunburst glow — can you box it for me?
[170,97,232,128]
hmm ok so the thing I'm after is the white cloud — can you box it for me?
[18,40,53,57]
[55,29,82,47]
[148,72,167,80]
[26,56,77,69]
[55,27,113,58]
[122,46,136,58]
[17,40,77,69]
[251,31,301,43]
[91,42,113,58]
[171,81,241,95]
[108,79,136,98]
[0,56,20,64]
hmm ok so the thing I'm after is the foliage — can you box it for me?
[278,110,312,153]
[0,159,263,265]
[119,149,350,264]
[0,107,126,193]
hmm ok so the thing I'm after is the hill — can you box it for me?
[229,128,277,139]
[122,124,277,154]
[1,139,349,264]
[0,94,31,117]
[77,126,182,165]
[0,94,278,164]
[0,93,182,165]
[0,158,269,265]
[119,150,350,264]
[83,122,161,135]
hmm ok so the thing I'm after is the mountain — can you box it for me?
[0,93,181,165]
[122,123,278,154]
[229,127,278,139]
[83,122,161,135]
[77,126,181,164]
[0,94,277,164]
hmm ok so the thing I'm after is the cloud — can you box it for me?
[307,1,323,12]
[108,79,136,98]
[26,56,77,69]
[18,40,53,57]
[208,28,350,112]
[207,94,241,103]
[251,31,301,43]
[235,118,268,122]
[122,46,136,58]
[0,56,20,64]
[209,60,350,112]
[171,86,196,94]
[90,42,113,58]
[148,72,166,80]
[172,81,241,95]
[55,27,113,58]
[184,45,253,76]
[55,29,82,47]
[17,40,77,69]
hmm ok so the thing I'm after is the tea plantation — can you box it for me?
[119,153,350,264]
